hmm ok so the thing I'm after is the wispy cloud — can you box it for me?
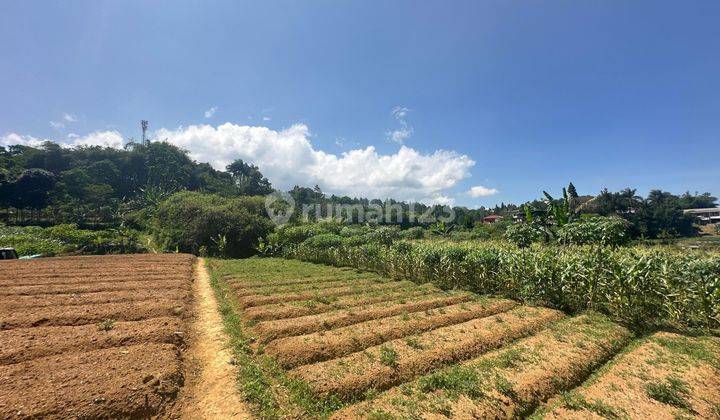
[467,185,499,197]
[262,116,272,121]
[50,113,78,130]
[204,106,218,118]
[386,106,413,144]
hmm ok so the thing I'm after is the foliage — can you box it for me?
[504,223,546,248]
[152,191,273,257]
[284,230,720,331]
[0,223,144,256]
[556,217,630,246]
[0,140,249,224]
[399,226,425,240]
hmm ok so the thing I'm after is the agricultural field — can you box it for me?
[209,257,720,419]
[0,254,196,418]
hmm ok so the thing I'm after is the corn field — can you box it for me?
[284,239,720,331]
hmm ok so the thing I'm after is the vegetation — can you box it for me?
[0,223,144,256]
[276,223,720,331]
[152,191,273,258]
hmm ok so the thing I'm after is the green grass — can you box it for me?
[206,258,347,419]
[645,376,691,409]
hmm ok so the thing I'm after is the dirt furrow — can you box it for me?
[266,298,518,368]
[253,291,476,343]
[0,298,189,330]
[237,280,416,309]
[293,306,564,400]
[0,279,191,296]
[227,272,379,289]
[242,284,439,321]
[0,343,183,419]
[231,277,387,298]
[3,287,191,310]
[332,312,630,418]
[540,332,720,419]
[0,317,185,365]
[0,271,194,287]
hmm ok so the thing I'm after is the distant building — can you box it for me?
[483,215,504,224]
[684,208,720,225]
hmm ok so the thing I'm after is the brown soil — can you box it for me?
[294,306,564,400]
[237,280,417,308]
[252,291,475,343]
[543,332,720,419]
[231,276,387,297]
[242,284,438,321]
[332,313,631,418]
[0,317,184,365]
[227,272,379,289]
[0,343,183,419]
[265,298,518,368]
[0,253,197,419]
[3,268,194,287]
[0,279,191,296]
[0,297,189,330]
[176,258,252,419]
[3,287,191,310]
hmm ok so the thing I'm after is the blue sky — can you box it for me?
[1,0,718,207]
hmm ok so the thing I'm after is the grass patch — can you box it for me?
[206,258,346,419]
[379,345,399,368]
[645,376,691,409]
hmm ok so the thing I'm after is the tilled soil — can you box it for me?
[293,306,564,399]
[541,332,720,419]
[252,291,475,343]
[0,254,196,419]
[265,298,519,368]
[242,284,438,321]
[237,280,417,308]
[332,313,632,418]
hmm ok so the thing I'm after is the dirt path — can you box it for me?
[179,258,252,419]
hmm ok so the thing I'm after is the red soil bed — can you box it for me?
[0,253,196,418]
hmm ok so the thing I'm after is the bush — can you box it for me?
[504,223,546,247]
[399,226,425,240]
[556,216,630,246]
[152,191,273,257]
[0,223,144,256]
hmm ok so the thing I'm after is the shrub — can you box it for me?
[399,226,425,240]
[152,191,273,257]
[557,216,629,246]
[504,223,546,247]
[0,223,144,256]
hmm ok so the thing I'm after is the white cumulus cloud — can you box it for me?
[204,106,218,118]
[468,185,499,197]
[1,130,124,149]
[156,123,474,204]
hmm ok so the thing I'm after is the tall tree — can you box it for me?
[226,159,273,195]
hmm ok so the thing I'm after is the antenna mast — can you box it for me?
[141,120,149,145]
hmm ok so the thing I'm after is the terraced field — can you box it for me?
[0,254,196,419]
[210,258,720,419]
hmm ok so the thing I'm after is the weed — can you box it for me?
[645,376,691,409]
[404,337,424,349]
[379,345,399,367]
[97,318,115,331]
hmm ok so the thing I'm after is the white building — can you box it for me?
[684,208,720,225]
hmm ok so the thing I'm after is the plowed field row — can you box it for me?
[210,257,720,419]
[0,254,196,419]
